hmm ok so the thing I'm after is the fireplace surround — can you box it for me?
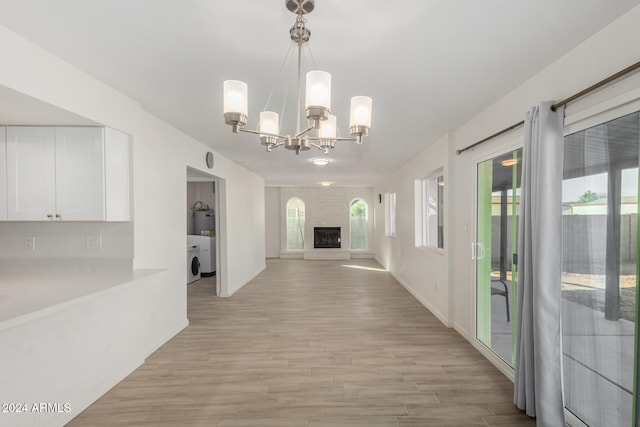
[314,227,341,249]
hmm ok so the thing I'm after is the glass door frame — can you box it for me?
[470,135,523,379]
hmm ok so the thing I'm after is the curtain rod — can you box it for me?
[456,59,640,155]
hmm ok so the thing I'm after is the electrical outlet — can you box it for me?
[86,235,102,249]
[25,237,36,252]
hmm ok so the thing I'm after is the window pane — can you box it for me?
[385,192,396,237]
[350,199,367,250]
[562,111,639,427]
[286,198,305,250]
[426,177,438,247]
[437,175,444,248]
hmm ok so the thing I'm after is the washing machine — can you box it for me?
[187,243,201,284]
[187,235,216,275]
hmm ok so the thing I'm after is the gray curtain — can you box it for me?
[513,101,565,427]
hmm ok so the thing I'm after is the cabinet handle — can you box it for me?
[55,214,62,219]
[47,214,53,218]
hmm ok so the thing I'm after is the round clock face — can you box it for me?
[206,152,214,169]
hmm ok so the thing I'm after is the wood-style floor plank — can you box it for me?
[67,259,535,426]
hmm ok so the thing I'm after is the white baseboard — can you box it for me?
[350,251,375,259]
[55,357,144,426]
[467,336,515,381]
[147,318,189,355]
[58,318,189,426]
[453,322,469,339]
[389,270,452,328]
[222,264,266,297]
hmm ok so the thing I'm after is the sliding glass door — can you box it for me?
[562,111,639,426]
[476,148,522,366]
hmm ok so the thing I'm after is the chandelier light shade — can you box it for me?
[349,96,372,143]
[319,114,337,139]
[259,111,280,146]
[305,71,331,108]
[222,0,372,154]
[223,80,248,131]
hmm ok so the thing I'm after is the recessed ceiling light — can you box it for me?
[311,158,331,166]
[319,181,334,186]
[500,158,519,167]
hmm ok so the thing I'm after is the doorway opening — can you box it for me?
[186,167,226,297]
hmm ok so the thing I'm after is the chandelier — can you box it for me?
[222,0,372,155]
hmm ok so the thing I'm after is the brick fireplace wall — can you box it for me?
[278,186,375,260]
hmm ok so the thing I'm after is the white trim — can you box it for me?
[221,264,266,297]
[565,409,589,427]
[453,323,470,339]
[146,318,190,356]
[54,357,145,426]
[564,70,640,135]
[390,270,452,328]
[564,91,640,135]
[56,317,188,427]
[468,334,515,381]
[374,256,387,270]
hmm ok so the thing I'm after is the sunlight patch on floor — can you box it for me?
[341,264,386,272]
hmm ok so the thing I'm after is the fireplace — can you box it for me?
[314,227,341,248]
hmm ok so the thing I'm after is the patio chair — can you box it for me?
[491,278,510,321]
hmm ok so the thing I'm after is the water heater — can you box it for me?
[194,210,214,235]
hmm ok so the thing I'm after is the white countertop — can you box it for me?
[0,269,165,330]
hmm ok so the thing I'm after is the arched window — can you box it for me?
[350,199,368,250]
[286,197,305,250]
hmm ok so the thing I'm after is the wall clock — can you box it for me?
[206,151,214,169]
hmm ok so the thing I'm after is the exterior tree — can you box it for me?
[578,190,603,203]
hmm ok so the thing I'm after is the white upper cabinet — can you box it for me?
[0,127,6,220]
[6,126,57,220]
[4,126,130,221]
[55,127,105,220]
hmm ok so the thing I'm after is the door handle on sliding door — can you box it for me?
[477,242,486,260]
[471,242,486,260]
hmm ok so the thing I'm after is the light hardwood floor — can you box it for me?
[68,259,535,427]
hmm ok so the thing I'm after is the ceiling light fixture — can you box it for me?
[222,0,372,155]
[500,158,519,167]
[319,181,334,186]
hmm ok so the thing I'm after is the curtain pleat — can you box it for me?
[513,101,566,427]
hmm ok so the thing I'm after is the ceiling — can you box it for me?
[1,0,638,186]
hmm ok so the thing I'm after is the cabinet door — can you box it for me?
[6,126,56,220]
[0,127,6,220]
[55,127,105,220]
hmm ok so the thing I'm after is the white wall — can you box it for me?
[0,222,132,266]
[376,5,640,371]
[375,133,453,325]
[265,186,281,258]
[0,23,265,424]
[276,186,375,258]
